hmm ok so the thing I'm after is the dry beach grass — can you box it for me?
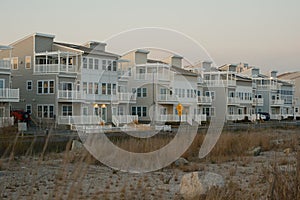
[0,126,299,199]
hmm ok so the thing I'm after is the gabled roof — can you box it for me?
[278,71,300,80]
[54,42,119,58]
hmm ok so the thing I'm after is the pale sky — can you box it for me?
[1,0,299,73]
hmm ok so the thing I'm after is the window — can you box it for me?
[102,60,107,70]
[131,107,136,115]
[112,61,117,71]
[142,88,147,97]
[37,105,54,118]
[137,88,147,97]
[11,57,18,70]
[102,83,106,94]
[26,80,32,91]
[26,104,32,114]
[88,82,93,94]
[296,107,299,113]
[83,57,87,69]
[107,83,111,95]
[89,58,93,69]
[131,106,147,117]
[83,82,87,93]
[25,56,31,69]
[82,107,88,115]
[37,80,54,94]
[94,83,98,94]
[62,105,72,116]
[112,84,117,95]
[107,60,112,71]
[95,59,99,70]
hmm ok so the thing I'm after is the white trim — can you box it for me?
[25,56,31,69]
[37,80,55,94]
[26,104,32,114]
[37,104,55,119]
[11,57,18,70]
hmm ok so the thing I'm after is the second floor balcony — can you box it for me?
[252,98,264,106]
[34,51,79,74]
[271,99,285,106]
[58,90,136,103]
[0,88,19,102]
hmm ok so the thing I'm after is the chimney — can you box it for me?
[87,41,107,51]
[170,55,183,68]
[252,68,260,77]
[201,61,212,72]
[270,70,278,79]
[135,49,149,65]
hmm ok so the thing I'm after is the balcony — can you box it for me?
[198,96,212,105]
[34,64,77,74]
[116,92,137,103]
[0,60,10,70]
[271,99,285,106]
[227,97,240,105]
[252,98,264,106]
[58,90,85,102]
[0,117,14,127]
[257,84,278,90]
[0,89,19,102]
[134,73,173,82]
[157,94,178,103]
[58,90,136,103]
[203,80,236,87]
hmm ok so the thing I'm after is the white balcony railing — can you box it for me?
[34,64,77,74]
[58,115,104,125]
[112,115,138,127]
[271,99,285,106]
[0,88,19,102]
[0,117,14,127]
[58,90,86,100]
[0,60,10,69]
[116,93,137,102]
[158,94,178,102]
[134,73,173,81]
[156,114,207,123]
[227,97,240,104]
[253,98,264,106]
[58,90,137,103]
[203,80,236,87]
[198,96,212,104]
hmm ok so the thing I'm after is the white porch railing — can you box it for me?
[134,73,173,81]
[203,80,236,87]
[227,114,251,121]
[112,115,138,127]
[58,90,86,100]
[58,115,104,125]
[34,64,77,74]
[158,94,178,102]
[198,96,212,104]
[0,89,19,102]
[116,93,137,102]
[270,114,282,120]
[253,98,264,106]
[227,97,240,104]
[0,117,14,127]
[0,60,10,69]
[156,114,206,123]
[271,99,285,106]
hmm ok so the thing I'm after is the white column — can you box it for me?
[66,53,69,72]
